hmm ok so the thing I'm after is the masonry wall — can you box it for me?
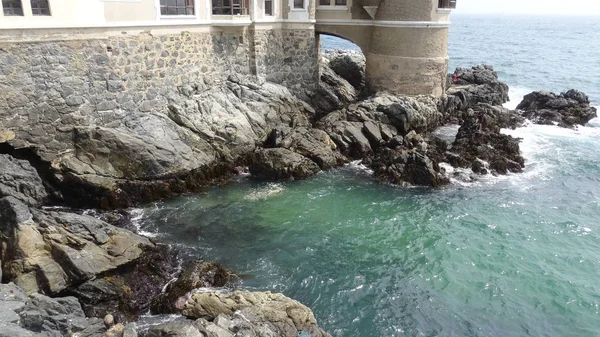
[0,25,319,160]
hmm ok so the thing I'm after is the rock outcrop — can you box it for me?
[249,148,321,180]
[151,260,232,315]
[0,282,108,337]
[0,154,48,207]
[442,64,510,123]
[516,89,597,127]
[163,290,331,337]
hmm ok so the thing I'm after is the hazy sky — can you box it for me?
[454,0,600,16]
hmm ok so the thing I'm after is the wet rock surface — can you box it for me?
[151,260,232,315]
[516,89,597,127]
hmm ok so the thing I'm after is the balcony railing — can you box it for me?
[212,0,250,15]
[438,0,456,9]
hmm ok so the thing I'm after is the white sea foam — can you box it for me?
[346,160,374,175]
[244,183,285,201]
[129,207,160,238]
[504,86,534,110]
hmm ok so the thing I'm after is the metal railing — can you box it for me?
[438,0,456,9]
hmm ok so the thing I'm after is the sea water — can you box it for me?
[135,15,600,337]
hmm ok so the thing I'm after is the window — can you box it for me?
[160,0,194,16]
[213,0,248,15]
[319,0,329,5]
[264,0,272,15]
[438,0,456,9]
[2,0,23,16]
[293,0,303,9]
[31,0,50,16]
[334,0,346,5]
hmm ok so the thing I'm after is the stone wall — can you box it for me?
[0,25,319,162]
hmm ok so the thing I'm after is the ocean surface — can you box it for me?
[135,15,600,337]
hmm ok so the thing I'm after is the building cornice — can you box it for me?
[315,19,450,28]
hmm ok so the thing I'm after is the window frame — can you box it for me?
[293,0,303,9]
[333,0,346,5]
[264,0,273,16]
[159,0,195,17]
[438,0,456,9]
[30,0,51,16]
[2,0,24,16]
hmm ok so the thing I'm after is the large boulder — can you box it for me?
[0,154,48,207]
[178,290,330,337]
[249,148,321,180]
[516,89,597,127]
[0,196,154,295]
[312,58,358,115]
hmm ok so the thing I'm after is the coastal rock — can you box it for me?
[4,75,315,209]
[0,283,105,337]
[442,65,510,122]
[323,50,366,91]
[249,148,321,180]
[0,154,48,207]
[265,126,347,169]
[312,57,358,114]
[0,196,154,295]
[366,148,450,187]
[448,107,525,175]
[516,89,597,127]
[151,260,232,315]
[318,93,440,159]
[180,290,330,337]
[71,244,179,320]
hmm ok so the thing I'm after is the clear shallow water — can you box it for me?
[136,15,600,337]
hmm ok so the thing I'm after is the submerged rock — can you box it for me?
[516,89,597,127]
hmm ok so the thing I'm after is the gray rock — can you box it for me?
[249,148,321,180]
[0,154,48,206]
[516,89,597,127]
[0,197,153,295]
[265,126,347,170]
[178,290,330,337]
[323,50,366,91]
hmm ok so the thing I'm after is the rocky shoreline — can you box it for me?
[0,51,597,336]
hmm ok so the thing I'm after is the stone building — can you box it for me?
[0,0,455,97]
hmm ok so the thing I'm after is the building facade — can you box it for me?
[0,0,455,96]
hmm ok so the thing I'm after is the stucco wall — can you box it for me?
[104,0,158,22]
[374,0,433,21]
[0,0,105,28]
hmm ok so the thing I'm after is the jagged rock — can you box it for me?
[312,58,358,115]
[323,50,366,91]
[151,260,232,315]
[449,107,525,175]
[0,154,48,207]
[180,290,330,337]
[4,75,315,209]
[366,148,450,187]
[442,65,510,122]
[266,126,347,169]
[0,196,154,295]
[516,89,597,127]
[0,283,105,337]
[249,148,321,180]
[71,244,178,321]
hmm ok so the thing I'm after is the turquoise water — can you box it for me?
[136,15,600,337]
